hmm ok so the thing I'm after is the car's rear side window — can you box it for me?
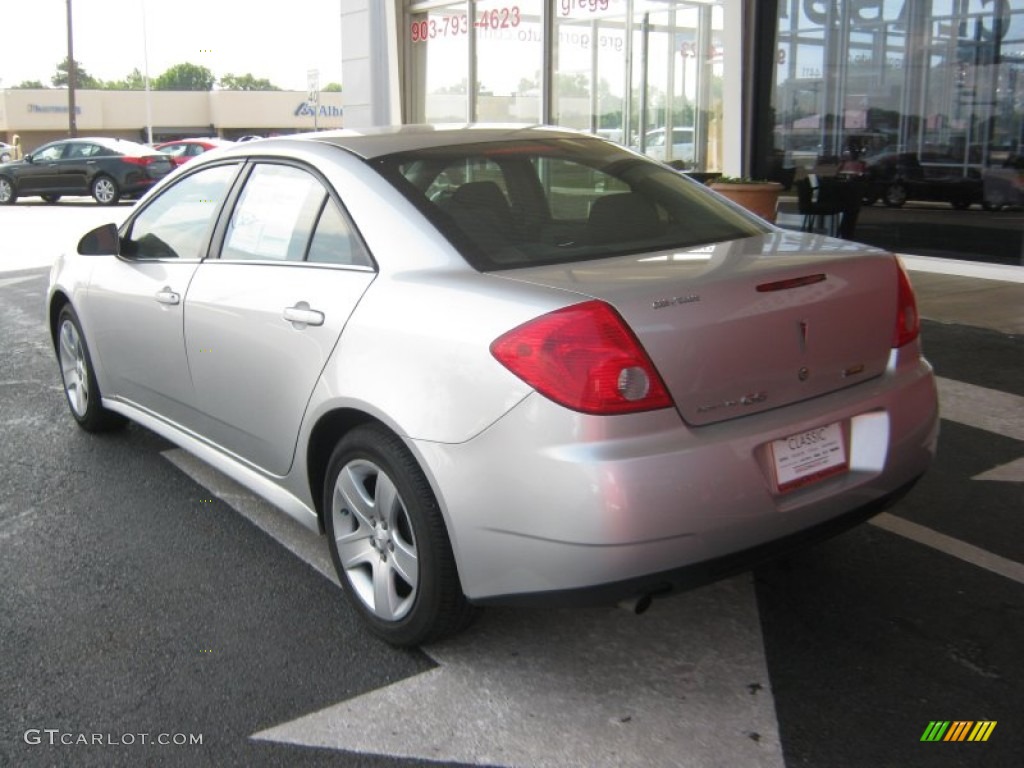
[372,138,766,271]
[218,163,372,268]
[306,199,373,267]
[221,164,325,262]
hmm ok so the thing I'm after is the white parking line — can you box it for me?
[870,513,1024,586]
[901,254,1024,283]
[936,377,1024,442]
[163,448,784,768]
[0,275,44,289]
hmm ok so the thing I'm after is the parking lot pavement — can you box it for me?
[2,206,1022,767]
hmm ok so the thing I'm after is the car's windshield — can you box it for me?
[372,138,766,271]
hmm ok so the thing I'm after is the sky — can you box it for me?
[1,0,344,91]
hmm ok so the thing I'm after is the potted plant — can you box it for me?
[707,176,784,223]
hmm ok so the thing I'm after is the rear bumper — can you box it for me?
[472,476,920,607]
[413,344,938,602]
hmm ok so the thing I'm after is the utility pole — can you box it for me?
[66,0,77,137]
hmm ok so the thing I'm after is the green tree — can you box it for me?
[518,73,595,97]
[52,57,102,89]
[435,78,487,95]
[556,73,590,97]
[14,80,47,89]
[153,63,215,91]
[323,82,343,92]
[218,73,281,91]
[104,68,147,90]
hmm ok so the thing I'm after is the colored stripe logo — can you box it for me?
[921,721,997,742]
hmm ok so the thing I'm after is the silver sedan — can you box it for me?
[47,126,939,646]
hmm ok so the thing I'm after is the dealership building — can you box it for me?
[3,0,1021,187]
[0,88,343,152]
[335,0,1023,179]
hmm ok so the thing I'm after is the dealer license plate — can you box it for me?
[770,422,848,493]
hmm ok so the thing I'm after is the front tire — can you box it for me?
[91,175,121,205]
[56,305,127,432]
[324,425,474,647]
[0,176,17,205]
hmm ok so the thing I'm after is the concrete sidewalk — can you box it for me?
[902,256,1024,336]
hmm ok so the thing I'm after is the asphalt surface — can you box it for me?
[1,238,1022,766]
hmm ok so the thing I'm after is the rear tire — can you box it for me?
[324,425,475,647]
[91,175,121,205]
[56,305,127,432]
[982,194,1005,212]
[883,183,907,207]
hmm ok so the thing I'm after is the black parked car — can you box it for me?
[862,151,982,209]
[0,137,175,205]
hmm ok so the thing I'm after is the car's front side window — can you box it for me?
[33,144,65,162]
[124,163,238,260]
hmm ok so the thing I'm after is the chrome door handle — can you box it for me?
[283,302,324,328]
[155,288,180,305]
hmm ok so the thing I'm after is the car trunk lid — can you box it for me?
[495,233,899,426]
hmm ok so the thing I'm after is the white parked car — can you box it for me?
[637,127,695,164]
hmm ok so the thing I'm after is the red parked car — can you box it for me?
[154,138,234,167]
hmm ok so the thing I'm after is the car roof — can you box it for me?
[47,136,157,153]
[156,138,232,146]
[291,124,594,160]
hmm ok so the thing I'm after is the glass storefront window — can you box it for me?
[766,0,1023,265]
[477,0,543,123]
[406,0,728,172]
[772,0,1023,173]
[408,2,470,123]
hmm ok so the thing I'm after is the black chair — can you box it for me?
[796,175,847,237]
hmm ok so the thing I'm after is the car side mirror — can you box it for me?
[24,154,34,164]
[78,223,120,256]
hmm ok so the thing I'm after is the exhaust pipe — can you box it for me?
[618,593,654,615]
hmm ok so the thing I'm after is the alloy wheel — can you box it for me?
[330,459,419,622]
[92,177,119,205]
[58,318,90,418]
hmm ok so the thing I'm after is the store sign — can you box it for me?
[294,102,342,118]
[794,0,1009,39]
[28,104,82,115]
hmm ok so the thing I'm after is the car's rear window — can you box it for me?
[371,138,767,271]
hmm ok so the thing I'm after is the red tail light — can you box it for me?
[490,300,673,415]
[121,156,156,166]
[892,258,920,348]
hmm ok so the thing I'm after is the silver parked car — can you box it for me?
[48,126,939,646]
